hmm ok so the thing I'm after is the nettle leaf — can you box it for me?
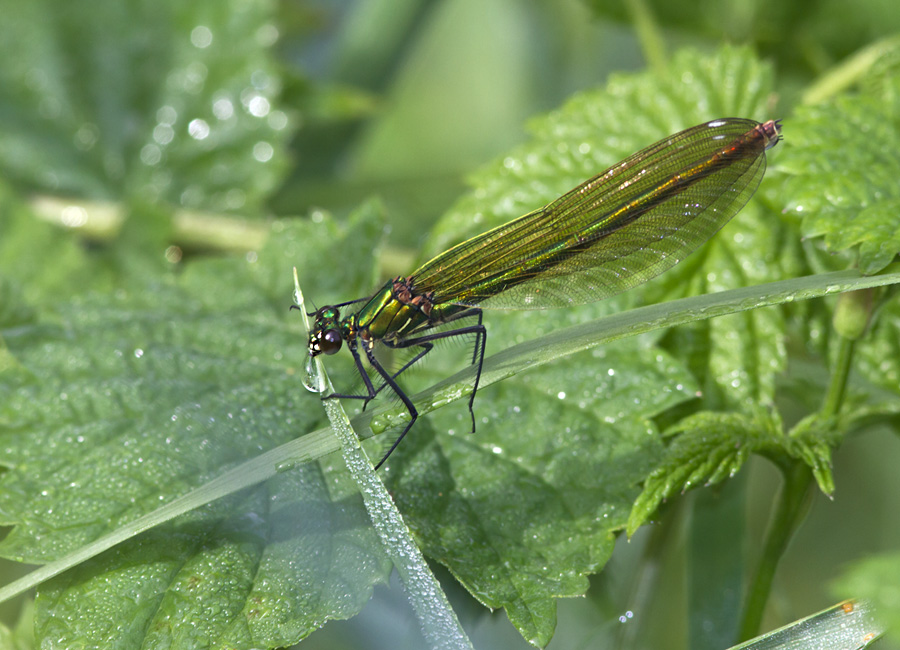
[627,411,775,535]
[0,210,394,648]
[0,0,290,214]
[628,408,840,535]
[33,467,389,649]
[779,78,900,275]
[387,342,699,647]
[627,411,796,535]
[783,414,836,495]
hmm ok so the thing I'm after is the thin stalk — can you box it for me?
[738,462,813,641]
[738,299,861,639]
[625,0,667,74]
[821,336,855,419]
[30,195,269,251]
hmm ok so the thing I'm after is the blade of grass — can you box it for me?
[728,600,882,649]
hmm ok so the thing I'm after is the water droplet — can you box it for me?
[140,144,162,166]
[190,25,213,49]
[60,205,88,228]
[212,97,234,120]
[253,141,274,162]
[268,110,288,130]
[188,118,210,140]
[153,123,175,145]
[248,95,270,117]
[302,356,323,393]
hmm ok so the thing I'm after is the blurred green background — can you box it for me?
[1,0,900,648]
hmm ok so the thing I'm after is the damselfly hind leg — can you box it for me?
[380,310,486,441]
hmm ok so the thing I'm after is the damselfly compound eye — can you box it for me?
[319,329,342,355]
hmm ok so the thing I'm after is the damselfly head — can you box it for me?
[307,306,343,357]
[758,119,782,150]
[308,327,342,356]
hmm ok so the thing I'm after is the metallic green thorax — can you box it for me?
[355,278,433,344]
[307,277,466,357]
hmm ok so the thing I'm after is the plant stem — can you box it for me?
[30,195,270,252]
[739,290,863,639]
[738,461,813,641]
[625,0,667,74]
[821,335,855,420]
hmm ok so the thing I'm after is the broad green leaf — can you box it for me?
[387,342,698,647]
[779,77,900,274]
[33,467,391,650]
[0,0,291,214]
[0,209,393,648]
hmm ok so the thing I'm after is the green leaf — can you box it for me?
[0,185,115,303]
[33,469,391,649]
[784,414,836,495]
[627,411,775,536]
[629,406,843,537]
[779,78,900,274]
[0,210,394,648]
[726,600,883,649]
[387,342,698,647]
[0,0,291,214]
[0,598,33,650]
[854,294,900,399]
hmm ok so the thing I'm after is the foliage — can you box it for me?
[1,1,900,649]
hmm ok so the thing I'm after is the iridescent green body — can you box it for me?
[303,118,782,469]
